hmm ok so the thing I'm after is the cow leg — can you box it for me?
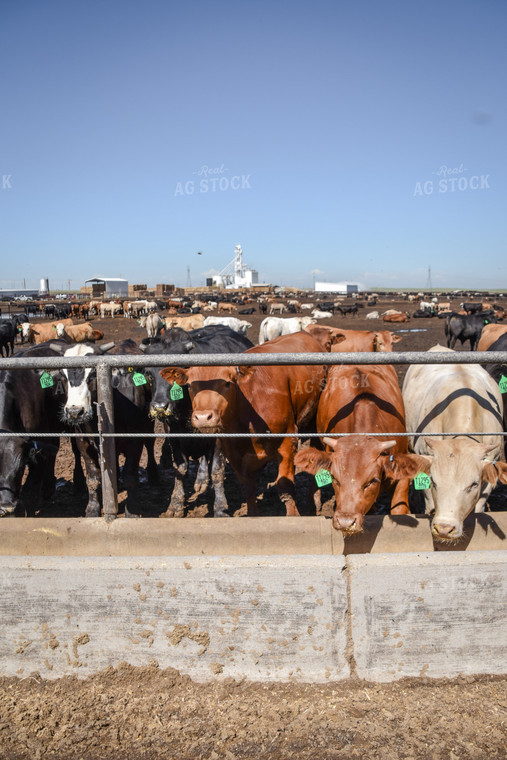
[121,441,143,518]
[144,438,159,485]
[70,437,86,493]
[210,441,229,517]
[275,438,300,517]
[389,477,410,515]
[162,442,187,518]
[239,478,259,516]
[77,438,102,517]
[188,456,209,501]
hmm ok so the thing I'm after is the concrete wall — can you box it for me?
[0,515,506,683]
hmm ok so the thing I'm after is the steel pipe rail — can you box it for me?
[2,350,507,369]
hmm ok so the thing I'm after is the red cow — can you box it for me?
[382,311,409,323]
[161,332,327,516]
[295,364,428,533]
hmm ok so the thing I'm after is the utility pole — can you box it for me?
[186,266,192,288]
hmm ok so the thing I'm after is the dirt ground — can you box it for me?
[0,665,506,760]
[2,295,507,760]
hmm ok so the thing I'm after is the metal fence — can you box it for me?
[1,349,507,518]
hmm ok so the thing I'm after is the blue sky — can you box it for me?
[1,0,506,291]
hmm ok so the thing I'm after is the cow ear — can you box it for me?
[483,460,507,485]
[160,367,188,386]
[423,437,444,451]
[384,453,432,479]
[294,447,332,475]
[391,334,403,343]
[329,333,346,348]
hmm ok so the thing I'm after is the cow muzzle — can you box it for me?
[432,521,462,542]
[333,511,364,534]
[149,405,171,420]
[191,410,223,433]
[64,405,91,424]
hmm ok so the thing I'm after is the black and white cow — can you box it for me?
[50,339,157,517]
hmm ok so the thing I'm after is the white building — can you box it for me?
[314,280,365,294]
[85,277,129,298]
[209,245,259,289]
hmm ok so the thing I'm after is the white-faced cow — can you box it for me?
[402,345,507,541]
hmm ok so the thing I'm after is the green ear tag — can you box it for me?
[315,469,332,487]
[170,382,184,401]
[40,371,54,389]
[499,375,507,394]
[132,372,147,386]
[413,472,432,490]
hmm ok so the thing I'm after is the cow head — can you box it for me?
[373,332,403,352]
[0,438,58,516]
[160,366,239,434]
[295,436,429,534]
[421,437,507,542]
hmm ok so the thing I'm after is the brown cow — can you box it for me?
[304,324,402,352]
[477,323,507,351]
[295,364,428,533]
[165,314,205,331]
[218,302,235,313]
[55,322,104,343]
[160,332,327,517]
[22,318,74,345]
[383,311,409,323]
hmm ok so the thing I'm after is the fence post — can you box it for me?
[96,361,118,520]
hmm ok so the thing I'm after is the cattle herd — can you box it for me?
[1,290,507,543]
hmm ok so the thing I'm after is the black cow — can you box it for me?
[0,320,17,357]
[141,325,253,517]
[413,308,436,318]
[336,304,358,317]
[445,312,497,351]
[0,341,79,516]
[49,339,157,517]
[317,302,335,313]
[239,307,256,315]
[259,302,268,314]
[461,302,483,315]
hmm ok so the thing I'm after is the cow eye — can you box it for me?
[363,478,379,489]
[465,481,479,493]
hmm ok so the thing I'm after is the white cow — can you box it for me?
[140,313,165,338]
[258,316,316,345]
[100,301,122,318]
[269,302,286,314]
[402,345,507,542]
[311,310,333,319]
[366,311,380,319]
[203,316,252,335]
[301,303,314,310]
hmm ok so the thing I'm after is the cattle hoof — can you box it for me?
[161,508,184,518]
